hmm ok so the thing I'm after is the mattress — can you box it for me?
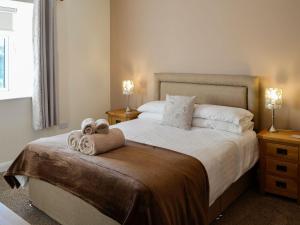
[112,118,258,206]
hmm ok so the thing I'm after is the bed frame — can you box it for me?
[29,73,260,225]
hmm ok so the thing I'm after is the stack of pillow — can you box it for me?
[137,95,254,134]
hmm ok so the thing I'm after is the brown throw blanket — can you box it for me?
[4,134,209,225]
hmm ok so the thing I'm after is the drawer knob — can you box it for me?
[276,148,288,156]
[276,165,287,172]
[275,181,287,189]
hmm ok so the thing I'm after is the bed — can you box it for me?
[16,73,260,225]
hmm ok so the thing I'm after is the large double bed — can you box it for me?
[6,73,260,225]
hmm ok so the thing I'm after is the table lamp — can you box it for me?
[265,88,283,133]
[123,80,134,112]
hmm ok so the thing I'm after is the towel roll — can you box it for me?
[67,130,83,151]
[95,119,109,134]
[81,118,96,135]
[79,128,125,156]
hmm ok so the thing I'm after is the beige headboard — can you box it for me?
[153,73,260,129]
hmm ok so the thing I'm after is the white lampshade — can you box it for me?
[122,80,134,95]
[265,88,283,110]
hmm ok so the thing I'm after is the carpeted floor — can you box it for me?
[0,174,60,225]
[1,174,300,225]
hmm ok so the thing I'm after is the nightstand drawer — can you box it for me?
[265,175,298,199]
[266,142,299,161]
[266,158,298,178]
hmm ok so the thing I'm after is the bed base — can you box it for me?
[208,167,255,223]
[29,167,256,225]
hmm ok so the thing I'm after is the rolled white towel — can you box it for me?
[81,118,96,135]
[79,128,125,156]
[95,119,109,134]
[67,130,83,151]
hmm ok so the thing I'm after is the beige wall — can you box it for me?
[111,0,300,130]
[0,0,110,164]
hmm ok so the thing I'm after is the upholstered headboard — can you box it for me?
[153,73,260,129]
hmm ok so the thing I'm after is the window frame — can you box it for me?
[0,34,9,92]
[0,0,34,101]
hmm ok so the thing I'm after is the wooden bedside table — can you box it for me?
[106,109,140,125]
[258,130,300,203]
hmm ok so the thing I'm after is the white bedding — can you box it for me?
[112,118,258,206]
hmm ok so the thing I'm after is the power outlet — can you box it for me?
[58,122,69,129]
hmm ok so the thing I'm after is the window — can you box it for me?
[0,36,7,90]
[0,0,33,100]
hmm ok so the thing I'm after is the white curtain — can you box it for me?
[32,0,57,130]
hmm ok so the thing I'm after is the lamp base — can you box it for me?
[125,106,131,113]
[269,125,278,133]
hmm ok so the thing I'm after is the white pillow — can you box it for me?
[138,112,163,121]
[193,104,254,125]
[192,118,254,134]
[137,101,165,114]
[161,95,196,130]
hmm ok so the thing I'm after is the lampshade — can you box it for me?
[122,80,134,95]
[265,88,283,110]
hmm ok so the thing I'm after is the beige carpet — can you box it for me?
[1,174,300,225]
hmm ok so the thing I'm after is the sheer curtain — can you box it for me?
[32,0,57,130]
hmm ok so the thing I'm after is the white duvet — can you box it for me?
[113,118,258,206]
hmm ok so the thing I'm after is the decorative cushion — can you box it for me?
[161,95,196,130]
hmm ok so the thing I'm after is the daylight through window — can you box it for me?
[0,37,6,89]
[0,0,33,100]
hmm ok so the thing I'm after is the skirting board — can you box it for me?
[0,161,12,173]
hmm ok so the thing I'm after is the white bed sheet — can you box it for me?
[112,118,258,206]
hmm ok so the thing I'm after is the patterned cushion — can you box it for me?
[161,95,196,130]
